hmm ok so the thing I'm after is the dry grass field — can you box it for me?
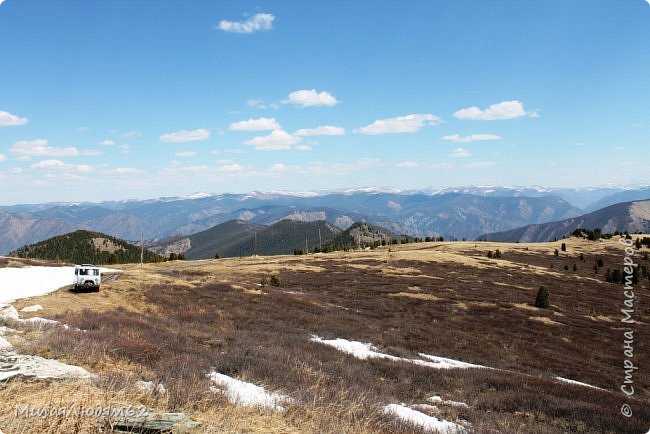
[1,236,649,433]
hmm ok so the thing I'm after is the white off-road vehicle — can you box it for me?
[73,264,101,292]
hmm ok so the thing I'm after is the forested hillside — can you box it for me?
[9,230,164,265]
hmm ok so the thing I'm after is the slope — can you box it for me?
[478,200,650,242]
[9,230,165,264]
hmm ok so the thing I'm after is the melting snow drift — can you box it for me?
[383,404,467,433]
[310,336,488,370]
[208,371,292,411]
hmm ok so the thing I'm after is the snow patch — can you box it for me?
[208,371,292,411]
[0,266,77,304]
[417,353,487,370]
[21,304,43,313]
[310,336,489,371]
[555,376,604,390]
[427,396,470,409]
[383,404,467,433]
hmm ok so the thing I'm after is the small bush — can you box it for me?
[269,274,282,286]
[572,264,578,272]
[554,249,559,257]
[534,286,550,308]
[561,243,567,252]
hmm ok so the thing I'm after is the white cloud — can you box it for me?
[100,139,115,146]
[175,151,197,157]
[122,130,141,138]
[450,147,471,158]
[216,13,274,33]
[454,100,533,120]
[294,125,345,136]
[284,89,339,107]
[10,139,79,158]
[465,161,496,169]
[0,110,28,127]
[355,114,440,135]
[31,159,92,173]
[246,98,278,109]
[215,163,243,173]
[442,134,501,143]
[110,167,141,175]
[119,144,131,153]
[396,161,419,168]
[0,154,6,162]
[247,98,264,108]
[244,130,301,151]
[229,117,281,131]
[160,129,211,143]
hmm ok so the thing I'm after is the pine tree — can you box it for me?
[535,286,550,308]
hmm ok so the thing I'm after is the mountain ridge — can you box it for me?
[478,200,650,242]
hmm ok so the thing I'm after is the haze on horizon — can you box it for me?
[1,1,649,205]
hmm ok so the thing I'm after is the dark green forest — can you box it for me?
[10,230,164,265]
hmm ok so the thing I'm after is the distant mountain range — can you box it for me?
[0,186,648,254]
[478,200,650,242]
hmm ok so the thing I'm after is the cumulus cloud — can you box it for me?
[0,154,6,162]
[229,117,281,131]
[0,110,28,127]
[159,129,211,143]
[454,100,533,120]
[450,147,471,158]
[294,125,345,136]
[355,114,440,135]
[216,13,274,33]
[244,130,301,151]
[31,159,92,172]
[100,139,115,146]
[10,139,79,158]
[284,89,339,107]
[175,151,198,157]
[442,133,501,143]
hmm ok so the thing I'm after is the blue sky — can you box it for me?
[1,1,649,204]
